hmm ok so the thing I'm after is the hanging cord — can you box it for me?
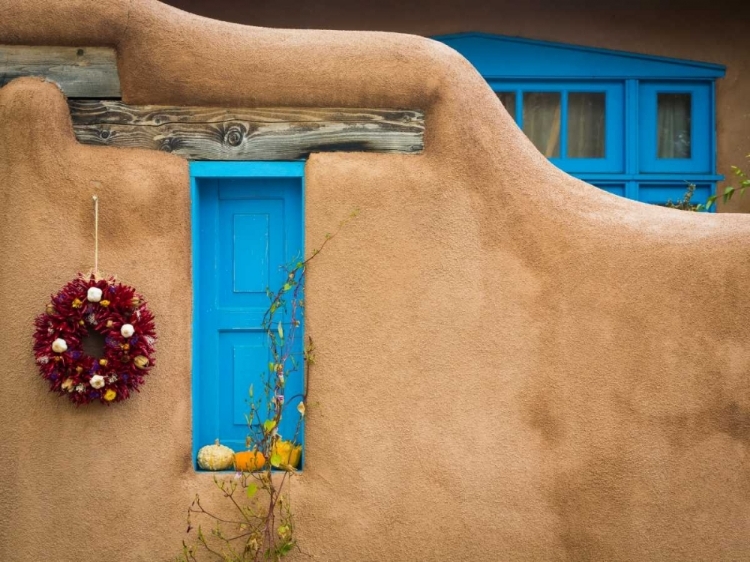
[92,195,99,276]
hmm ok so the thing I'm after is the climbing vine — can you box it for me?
[178,210,358,562]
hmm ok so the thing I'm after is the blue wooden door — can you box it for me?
[192,163,304,461]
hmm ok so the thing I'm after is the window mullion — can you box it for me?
[560,90,568,159]
[625,79,638,177]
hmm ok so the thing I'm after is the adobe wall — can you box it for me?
[1,1,750,560]
[164,0,750,213]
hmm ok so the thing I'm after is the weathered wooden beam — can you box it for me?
[0,45,120,98]
[68,100,424,159]
[0,46,424,158]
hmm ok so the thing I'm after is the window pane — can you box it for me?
[657,93,691,159]
[496,92,516,120]
[639,183,710,207]
[523,92,561,158]
[567,92,605,158]
[590,182,625,197]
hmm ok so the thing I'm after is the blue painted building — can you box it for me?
[436,33,726,207]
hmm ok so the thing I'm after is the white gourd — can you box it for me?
[197,439,235,470]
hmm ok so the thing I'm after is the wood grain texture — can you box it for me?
[0,45,120,98]
[68,100,424,159]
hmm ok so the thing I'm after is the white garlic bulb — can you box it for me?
[87,287,103,303]
[51,338,68,353]
[120,324,135,338]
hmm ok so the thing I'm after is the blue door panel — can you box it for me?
[193,165,304,467]
[218,198,285,309]
[219,332,269,450]
[231,213,272,294]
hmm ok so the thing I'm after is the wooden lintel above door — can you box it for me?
[1,45,425,159]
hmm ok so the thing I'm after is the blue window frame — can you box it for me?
[191,161,305,470]
[488,81,624,174]
[436,33,726,208]
[639,82,711,174]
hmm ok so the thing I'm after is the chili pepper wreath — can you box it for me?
[32,196,157,405]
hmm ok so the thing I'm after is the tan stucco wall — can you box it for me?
[1,1,750,560]
[164,0,750,213]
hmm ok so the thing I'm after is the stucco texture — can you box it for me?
[1,1,750,561]
[165,0,750,214]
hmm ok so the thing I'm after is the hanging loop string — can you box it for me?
[93,195,99,276]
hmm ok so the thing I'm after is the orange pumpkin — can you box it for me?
[234,450,266,472]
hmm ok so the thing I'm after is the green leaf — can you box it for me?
[283,283,292,292]
[269,362,275,372]
[263,420,275,432]
[249,384,254,398]
[271,453,282,467]
[277,322,284,339]
[723,186,735,203]
[246,483,257,498]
